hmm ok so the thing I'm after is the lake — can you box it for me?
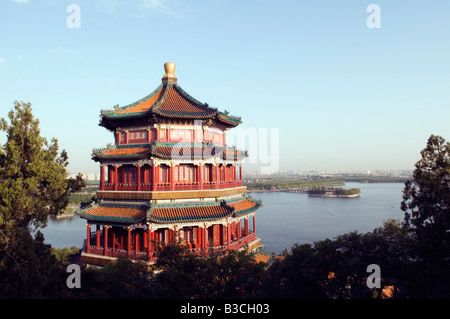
[40,182,406,255]
[249,182,406,254]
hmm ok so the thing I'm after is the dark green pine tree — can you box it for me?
[0,101,72,298]
[401,134,450,298]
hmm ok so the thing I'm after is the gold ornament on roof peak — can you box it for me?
[162,62,177,84]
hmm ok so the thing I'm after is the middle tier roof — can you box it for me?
[92,141,247,162]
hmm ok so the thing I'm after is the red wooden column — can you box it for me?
[147,228,152,259]
[197,165,203,190]
[147,128,151,143]
[152,163,158,191]
[212,225,217,247]
[86,224,91,254]
[114,165,118,191]
[100,165,105,190]
[224,165,228,185]
[215,164,219,189]
[96,225,101,249]
[104,226,109,256]
[127,227,131,257]
[230,221,234,241]
[137,164,141,191]
[202,227,206,249]
[239,165,242,182]
[237,219,241,243]
[253,214,256,234]
[170,165,175,191]
[244,217,249,244]
[217,224,222,246]
[186,228,192,250]
[194,226,199,249]
[220,224,225,246]
[227,222,231,249]
[135,232,139,253]
[197,227,203,249]
[203,226,209,249]
[245,217,249,236]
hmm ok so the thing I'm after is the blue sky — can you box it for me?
[1,0,449,174]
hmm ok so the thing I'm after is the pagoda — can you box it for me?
[77,62,262,266]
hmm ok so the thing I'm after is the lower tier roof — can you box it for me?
[77,198,261,225]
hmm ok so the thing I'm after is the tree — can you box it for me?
[0,101,70,230]
[401,134,450,298]
[67,172,87,193]
[150,242,266,299]
[260,219,413,299]
[0,101,72,297]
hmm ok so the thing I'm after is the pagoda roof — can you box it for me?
[77,198,261,225]
[99,64,241,130]
[91,141,247,162]
[77,204,148,224]
[147,202,230,224]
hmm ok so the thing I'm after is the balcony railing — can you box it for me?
[174,182,198,191]
[100,180,242,192]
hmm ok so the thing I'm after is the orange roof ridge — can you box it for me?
[116,86,165,114]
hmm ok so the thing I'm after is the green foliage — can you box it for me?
[150,243,266,299]
[0,228,67,298]
[0,101,74,298]
[307,187,360,195]
[70,243,265,299]
[334,188,360,195]
[260,219,412,299]
[401,134,450,298]
[51,246,80,266]
[69,193,96,205]
[0,101,70,230]
[245,178,345,191]
[67,173,87,193]
[307,186,327,194]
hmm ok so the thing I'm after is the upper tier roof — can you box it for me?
[99,63,241,130]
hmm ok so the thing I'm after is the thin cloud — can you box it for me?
[140,0,179,19]
[11,0,31,3]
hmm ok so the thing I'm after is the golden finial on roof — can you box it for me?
[162,62,177,84]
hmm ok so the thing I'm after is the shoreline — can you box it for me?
[245,181,406,194]
[49,211,76,220]
[308,194,360,198]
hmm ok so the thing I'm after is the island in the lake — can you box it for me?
[307,186,361,198]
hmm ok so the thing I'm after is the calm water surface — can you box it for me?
[41,183,406,255]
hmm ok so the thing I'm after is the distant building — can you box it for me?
[77,63,262,266]
[68,172,99,181]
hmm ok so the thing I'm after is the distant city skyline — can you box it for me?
[1,1,449,174]
[70,168,413,181]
